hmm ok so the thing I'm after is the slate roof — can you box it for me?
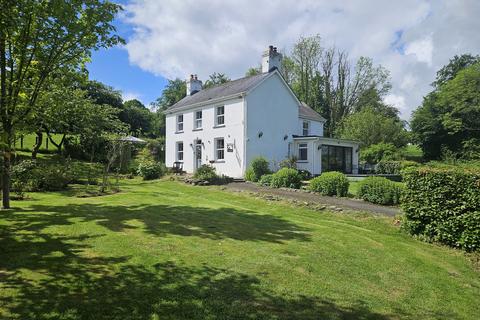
[166,72,325,124]
[167,72,271,112]
[299,102,326,122]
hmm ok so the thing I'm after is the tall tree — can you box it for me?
[0,0,123,208]
[432,54,480,88]
[203,72,231,89]
[120,99,154,136]
[412,62,480,160]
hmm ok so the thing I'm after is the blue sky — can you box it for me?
[87,0,167,106]
[87,0,480,118]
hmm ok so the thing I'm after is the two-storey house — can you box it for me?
[165,46,359,178]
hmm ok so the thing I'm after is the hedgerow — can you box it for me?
[401,166,480,252]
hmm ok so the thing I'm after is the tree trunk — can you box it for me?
[31,131,43,160]
[2,147,11,209]
[48,133,66,154]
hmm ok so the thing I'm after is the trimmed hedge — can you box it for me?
[245,157,270,182]
[270,168,302,189]
[402,166,480,252]
[357,177,403,205]
[309,171,349,197]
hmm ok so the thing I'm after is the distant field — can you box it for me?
[403,145,423,161]
[15,134,64,151]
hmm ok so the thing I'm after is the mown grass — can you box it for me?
[14,133,64,151]
[1,179,479,319]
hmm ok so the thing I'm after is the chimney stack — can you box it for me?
[262,45,282,73]
[186,74,202,96]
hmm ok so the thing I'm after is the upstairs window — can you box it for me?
[176,114,184,132]
[215,138,225,160]
[194,110,202,129]
[215,106,225,126]
[303,121,309,136]
[298,143,308,161]
[176,142,184,161]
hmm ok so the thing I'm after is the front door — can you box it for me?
[194,139,202,170]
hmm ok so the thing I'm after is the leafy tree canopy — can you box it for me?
[411,62,480,160]
[203,72,231,89]
[83,80,124,109]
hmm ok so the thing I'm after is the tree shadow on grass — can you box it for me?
[0,204,419,319]
[2,257,400,320]
[8,203,311,243]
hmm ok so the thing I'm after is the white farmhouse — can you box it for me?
[165,46,360,178]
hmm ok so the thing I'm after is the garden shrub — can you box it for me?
[245,168,256,182]
[357,177,404,205]
[137,159,166,180]
[12,160,72,192]
[193,164,218,182]
[270,168,302,189]
[309,171,349,197]
[402,166,480,252]
[245,157,270,182]
[258,174,274,186]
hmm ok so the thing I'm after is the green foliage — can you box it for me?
[411,62,480,160]
[12,160,72,192]
[120,99,155,136]
[245,157,270,182]
[402,166,480,251]
[337,107,409,148]
[193,165,218,181]
[137,160,166,180]
[258,174,274,187]
[270,168,302,189]
[203,72,231,89]
[375,160,419,175]
[298,170,312,181]
[360,143,399,164]
[357,177,403,205]
[432,54,480,88]
[279,156,297,169]
[309,172,349,197]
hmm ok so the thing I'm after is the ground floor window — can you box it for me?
[298,143,308,161]
[321,145,352,173]
[215,138,225,160]
[176,142,183,161]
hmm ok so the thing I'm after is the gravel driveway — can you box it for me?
[224,182,401,217]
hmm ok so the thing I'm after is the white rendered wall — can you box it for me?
[245,73,299,171]
[297,118,324,136]
[165,97,245,177]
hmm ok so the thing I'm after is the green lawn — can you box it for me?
[14,133,64,151]
[1,179,479,319]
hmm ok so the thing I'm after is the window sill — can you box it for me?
[192,128,203,131]
[213,124,225,129]
[214,160,225,163]
[175,131,184,134]
[297,160,308,163]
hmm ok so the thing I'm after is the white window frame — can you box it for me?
[215,138,225,161]
[176,141,184,161]
[298,143,308,161]
[302,121,309,136]
[215,106,225,126]
[194,110,202,129]
[176,114,184,132]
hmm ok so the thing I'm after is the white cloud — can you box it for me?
[123,0,480,120]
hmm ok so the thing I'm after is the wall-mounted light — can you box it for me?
[283,135,288,140]
[258,131,263,138]
[317,145,322,150]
